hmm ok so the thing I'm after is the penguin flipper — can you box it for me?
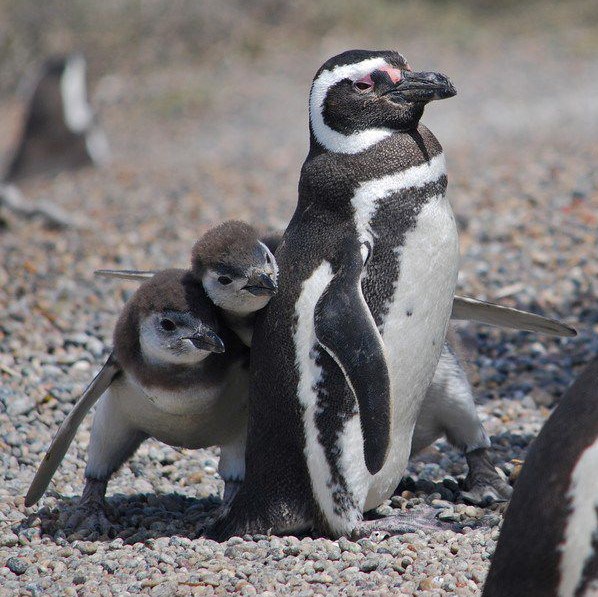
[25,354,121,507]
[452,295,577,337]
[314,243,391,476]
[94,269,156,281]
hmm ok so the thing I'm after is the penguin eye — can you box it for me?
[353,76,374,93]
[160,318,177,332]
[218,276,233,285]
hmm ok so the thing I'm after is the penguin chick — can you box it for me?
[483,356,598,597]
[410,332,512,505]
[95,221,278,346]
[191,221,278,346]
[26,269,247,536]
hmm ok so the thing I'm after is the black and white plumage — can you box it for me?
[25,270,247,534]
[95,225,574,506]
[207,49,462,539]
[483,356,598,597]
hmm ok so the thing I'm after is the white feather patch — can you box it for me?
[364,194,459,509]
[351,152,447,245]
[558,437,598,597]
[60,55,93,134]
[294,261,361,535]
[310,57,393,154]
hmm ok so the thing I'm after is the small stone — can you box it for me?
[359,558,378,573]
[6,394,36,416]
[338,537,361,553]
[76,541,98,555]
[71,360,91,372]
[308,573,333,584]
[464,506,479,518]
[419,577,442,590]
[73,575,86,584]
[6,557,28,575]
[438,509,459,522]
[0,533,19,547]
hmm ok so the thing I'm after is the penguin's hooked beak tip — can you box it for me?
[385,70,457,103]
[186,331,226,353]
[244,272,278,297]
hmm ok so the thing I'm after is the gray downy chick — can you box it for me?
[25,269,247,536]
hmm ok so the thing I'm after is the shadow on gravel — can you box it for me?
[19,492,223,544]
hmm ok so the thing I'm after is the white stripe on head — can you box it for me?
[60,55,93,133]
[309,57,393,154]
[559,437,598,597]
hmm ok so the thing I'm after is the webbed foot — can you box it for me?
[62,478,116,538]
[461,448,513,506]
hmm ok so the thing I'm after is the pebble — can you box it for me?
[6,557,28,575]
[6,395,36,416]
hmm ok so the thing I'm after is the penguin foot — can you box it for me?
[62,502,115,538]
[351,509,463,540]
[197,480,243,536]
[461,448,513,506]
[62,478,115,538]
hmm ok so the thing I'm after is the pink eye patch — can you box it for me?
[377,66,403,83]
[354,65,405,89]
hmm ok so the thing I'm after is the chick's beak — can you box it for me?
[244,272,278,296]
[384,70,456,103]
[186,330,225,353]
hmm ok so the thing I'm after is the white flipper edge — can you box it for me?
[25,355,121,506]
[452,295,576,337]
[94,269,156,281]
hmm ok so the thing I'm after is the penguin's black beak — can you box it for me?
[244,272,278,297]
[186,331,225,353]
[384,70,456,103]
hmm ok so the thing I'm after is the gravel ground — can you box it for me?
[1,11,598,597]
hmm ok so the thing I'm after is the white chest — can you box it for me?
[349,154,459,510]
[106,367,249,449]
[366,195,459,507]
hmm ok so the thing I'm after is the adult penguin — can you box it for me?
[208,49,459,539]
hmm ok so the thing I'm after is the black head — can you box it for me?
[309,49,456,154]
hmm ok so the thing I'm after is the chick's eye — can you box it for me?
[218,276,232,285]
[160,318,176,332]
